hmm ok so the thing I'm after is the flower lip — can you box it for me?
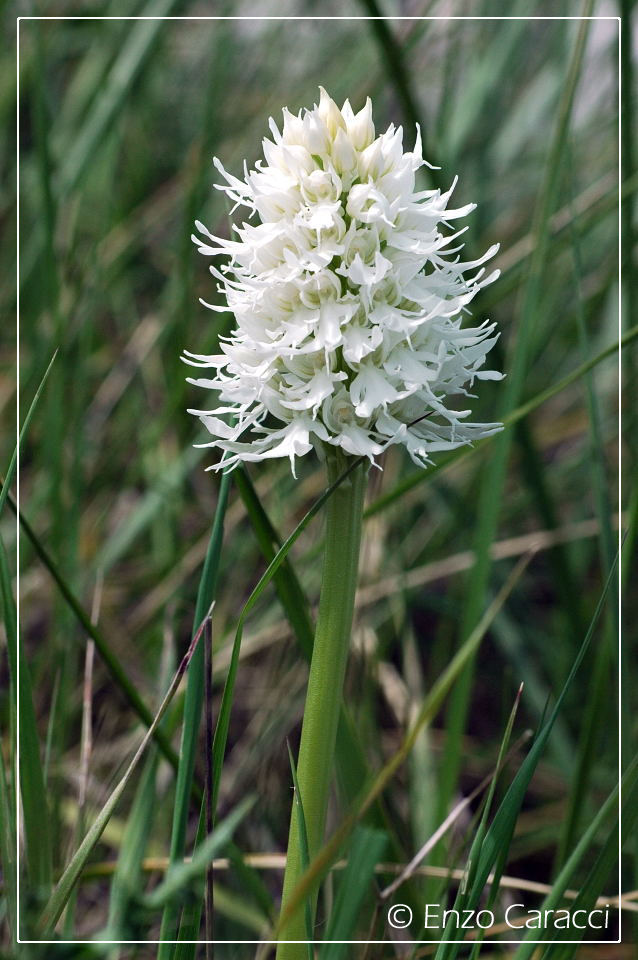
[186,88,503,474]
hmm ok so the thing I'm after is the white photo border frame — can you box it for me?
[15,12,624,947]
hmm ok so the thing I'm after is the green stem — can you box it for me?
[276,452,367,956]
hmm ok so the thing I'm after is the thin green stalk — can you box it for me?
[158,470,231,953]
[276,452,367,956]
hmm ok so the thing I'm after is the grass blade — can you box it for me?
[102,745,160,941]
[513,760,637,959]
[235,465,314,659]
[58,0,181,198]
[461,684,524,901]
[434,550,619,960]
[0,668,17,943]
[319,826,387,956]
[431,4,595,835]
[143,795,255,910]
[36,610,212,936]
[465,553,617,904]
[357,0,442,191]
[1,350,57,520]
[1,534,53,901]
[11,497,180,773]
[158,471,231,952]
[539,766,638,960]
[554,143,619,867]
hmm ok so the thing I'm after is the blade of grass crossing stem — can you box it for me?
[436,7,594,835]
[0,350,57,520]
[461,684,523,903]
[435,698,523,958]
[459,689,525,960]
[364,325,638,518]
[0,534,53,900]
[513,760,637,960]
[287,742,314,954]
[158,471,230,953]
[274,556,530,937]
[197,457,380,947]
[434,552,618,960]
[36,611,212,936]
[143,798,255,911]
[319,827,387,958]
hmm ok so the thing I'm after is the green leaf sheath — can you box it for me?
[276,453,367,956]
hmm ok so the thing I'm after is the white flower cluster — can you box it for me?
[185,88,503,474]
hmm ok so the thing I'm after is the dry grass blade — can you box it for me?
[80,852,638,913]
[380,729,532,901]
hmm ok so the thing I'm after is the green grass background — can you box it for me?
[2,3,636,957]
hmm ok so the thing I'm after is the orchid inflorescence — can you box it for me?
[185,88,503,474]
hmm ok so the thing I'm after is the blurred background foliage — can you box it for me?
[2,2,635,957]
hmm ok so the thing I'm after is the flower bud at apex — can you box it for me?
[185,89,503,475]
[318,86,346,139]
